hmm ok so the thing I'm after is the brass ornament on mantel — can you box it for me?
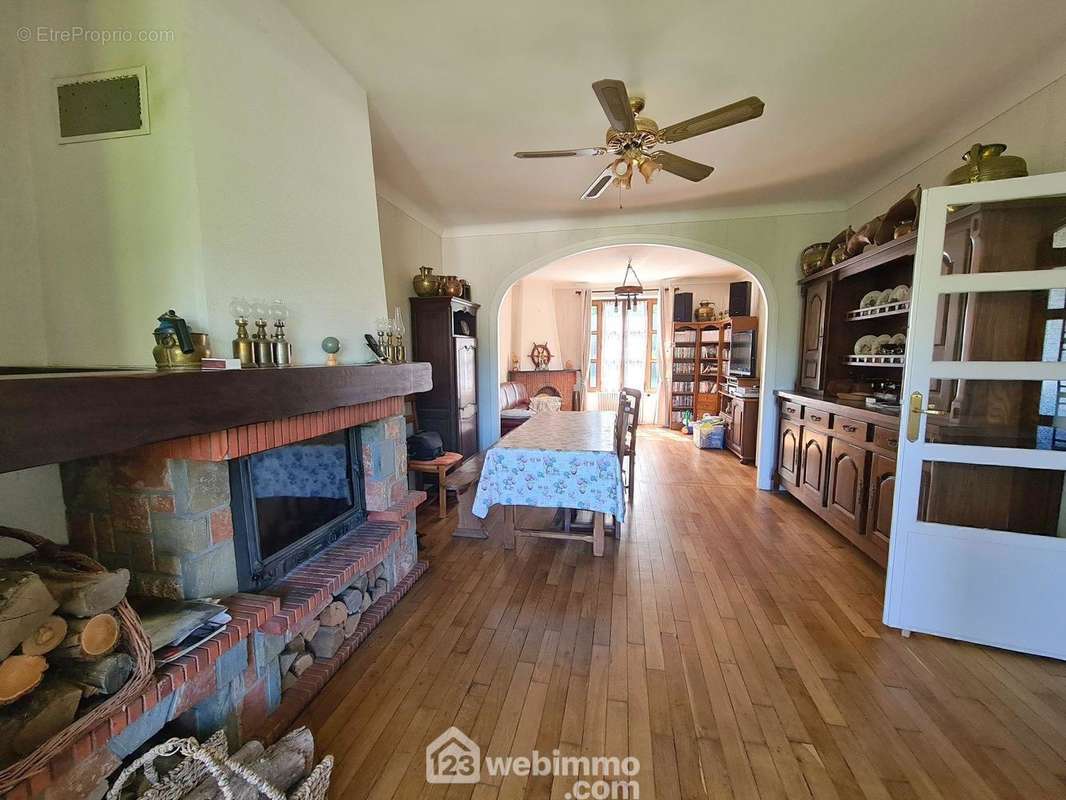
[946,143,1028,185]
[438,275,464,297]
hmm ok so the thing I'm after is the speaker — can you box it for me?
[673,292,693,322]
[729,281,752,317]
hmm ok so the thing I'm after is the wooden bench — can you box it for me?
[446,451,502,538]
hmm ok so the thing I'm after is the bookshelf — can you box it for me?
[670,316,758,429]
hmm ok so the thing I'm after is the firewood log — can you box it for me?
[338,588,363,614]
[281,671,298,693]
[342,612,362,639]
[180,740,266,800]
[20,564,129,618]
[50,613,119,661]
[359,590,373,612]
[0,570,59,660]
[0,654,48,705]
[0,678,82,763]
[20,615,68,656]
[308,625,343,660]
[58,652,132,696]
[278,652,297,675]
[198,728,314,800]
[317,601,347,627]
[284,633,306,654]
[301,620,320,642]
[290,653,314,677]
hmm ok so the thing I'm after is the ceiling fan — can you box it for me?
[515,79,765,200]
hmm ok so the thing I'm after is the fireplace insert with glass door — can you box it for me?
[229,428,366,591]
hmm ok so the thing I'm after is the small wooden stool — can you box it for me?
[408,451,463,519]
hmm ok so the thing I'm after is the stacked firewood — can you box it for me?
[0,561,132,766]
[278,563,389,692]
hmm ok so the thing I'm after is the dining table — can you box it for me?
[471,410,625,556]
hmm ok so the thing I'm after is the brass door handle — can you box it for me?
[907,391,946,442]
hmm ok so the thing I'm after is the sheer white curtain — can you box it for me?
[657,287,673,426]
[576,289,593,410]
[586,296,660,424]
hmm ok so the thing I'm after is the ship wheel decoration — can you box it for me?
[528,342,552,370]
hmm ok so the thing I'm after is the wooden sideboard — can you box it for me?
[775,391,898,566]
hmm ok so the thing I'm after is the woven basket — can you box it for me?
[106,729,333,800]
[0,525,156,794]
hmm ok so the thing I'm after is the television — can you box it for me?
[730,330,757,377]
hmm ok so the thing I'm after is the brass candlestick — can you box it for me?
[232,317,254,367]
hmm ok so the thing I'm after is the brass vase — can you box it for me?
[694,301,717,322]
[412,266,439,297]
[947,143,1028,185]
[438,275,463,297]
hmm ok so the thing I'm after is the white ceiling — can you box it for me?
[285,0,1066,228]
[530,244,747,284]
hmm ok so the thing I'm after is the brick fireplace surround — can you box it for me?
[1,367,433,800]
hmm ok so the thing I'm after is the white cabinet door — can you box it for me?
[884,171,1066,659]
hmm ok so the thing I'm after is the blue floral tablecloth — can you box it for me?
[472,411,625,521]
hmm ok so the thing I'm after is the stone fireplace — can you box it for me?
[0,364,431,799]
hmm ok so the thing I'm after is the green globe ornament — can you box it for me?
[321,336,341,366]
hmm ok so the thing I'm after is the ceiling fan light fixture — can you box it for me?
[638,157,661,183]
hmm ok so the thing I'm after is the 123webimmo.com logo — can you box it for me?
[426,726,640,799]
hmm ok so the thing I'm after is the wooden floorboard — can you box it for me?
[297,427,1066,799]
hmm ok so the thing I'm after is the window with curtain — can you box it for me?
[587,296,659,394]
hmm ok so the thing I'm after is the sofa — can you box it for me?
[499,381,532,433]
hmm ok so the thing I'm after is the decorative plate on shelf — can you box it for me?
[860,291,882,308]
[873,334,893,353]
[877,289,894,305]
[891,284,911,302]
[890,333,907,347]
[854,335,879,355]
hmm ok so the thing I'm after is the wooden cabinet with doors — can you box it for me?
[410,296,480,457]
[776,418,801,486]
[826,438,869,534]
[775,391,896,566]
[722,393,758,464]
[866,453,895,545]
[799,276,830,391]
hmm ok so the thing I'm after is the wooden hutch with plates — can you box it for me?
[777,193,1066,567]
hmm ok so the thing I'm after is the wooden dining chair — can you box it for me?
[616,388,642,504]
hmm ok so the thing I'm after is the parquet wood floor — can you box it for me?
[297,427,1066,799]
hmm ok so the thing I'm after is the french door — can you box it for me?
[883,171,1066,659]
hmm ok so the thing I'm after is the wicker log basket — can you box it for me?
[0,525,155,794]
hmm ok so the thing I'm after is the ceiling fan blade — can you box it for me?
[514,147,607,158]
[592,79,636,133]
[659,96,765,144]
[653,151,714,182]
[581,164,616,200]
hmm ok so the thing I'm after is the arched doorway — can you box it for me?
[480,234,780,490]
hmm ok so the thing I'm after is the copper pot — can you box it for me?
[438,275,464,297]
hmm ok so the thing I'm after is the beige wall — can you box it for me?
[377,196,443,356]
[497,285,513,377]
[1,0,390,540]
[3,0,388,368]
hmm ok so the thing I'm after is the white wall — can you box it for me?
[186,0,388,366]
[506,278,564,370]
[377,195,443,356]
[497,285,513,377]
[3,0,388,368]
[1,0,390,540]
